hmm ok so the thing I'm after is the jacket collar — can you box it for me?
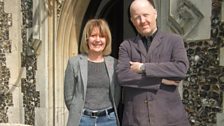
[78,54,113,97]
[132,30,163,57]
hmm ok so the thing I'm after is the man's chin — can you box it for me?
[141,32,152,36]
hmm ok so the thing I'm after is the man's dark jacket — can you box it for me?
[116,30,190,126]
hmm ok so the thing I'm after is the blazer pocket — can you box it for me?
[167,100,187,124]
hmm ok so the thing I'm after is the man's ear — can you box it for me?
[154,9,158,19]
[130,17,135,25]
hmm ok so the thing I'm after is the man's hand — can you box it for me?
[130,61,144,73]
[162,79,180,86]
[129,62,180,86]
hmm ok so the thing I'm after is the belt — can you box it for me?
[83,108,114,117]
[160,83,176,92]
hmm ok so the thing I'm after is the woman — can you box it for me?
[64,19,120,126]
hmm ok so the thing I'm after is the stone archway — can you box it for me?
[53,0,123,125]
[52,0,90,125]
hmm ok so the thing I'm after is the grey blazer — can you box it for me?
[64,54,120,126]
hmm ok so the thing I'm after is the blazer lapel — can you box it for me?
[104,56,116,98]
[79,55,88,97]
[148,31,162,55]
[133,36,147,58]
[104,57,113,84]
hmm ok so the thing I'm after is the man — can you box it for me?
[116,0,190,126]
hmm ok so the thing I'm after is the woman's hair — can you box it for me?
[80,19,112,56]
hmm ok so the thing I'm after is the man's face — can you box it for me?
[130,0,157,36]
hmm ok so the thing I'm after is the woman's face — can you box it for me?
[88,27,106,54]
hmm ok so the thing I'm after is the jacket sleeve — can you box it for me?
[116,41,144,87]
[64,58,77,110]
[145,35,189,79]
[113,61,121,107]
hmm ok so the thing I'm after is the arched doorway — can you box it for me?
[80,0,124,58]
[55,0,135,125]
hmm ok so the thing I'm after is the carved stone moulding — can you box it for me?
[168,0,204,39]
[0,123,31,126]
